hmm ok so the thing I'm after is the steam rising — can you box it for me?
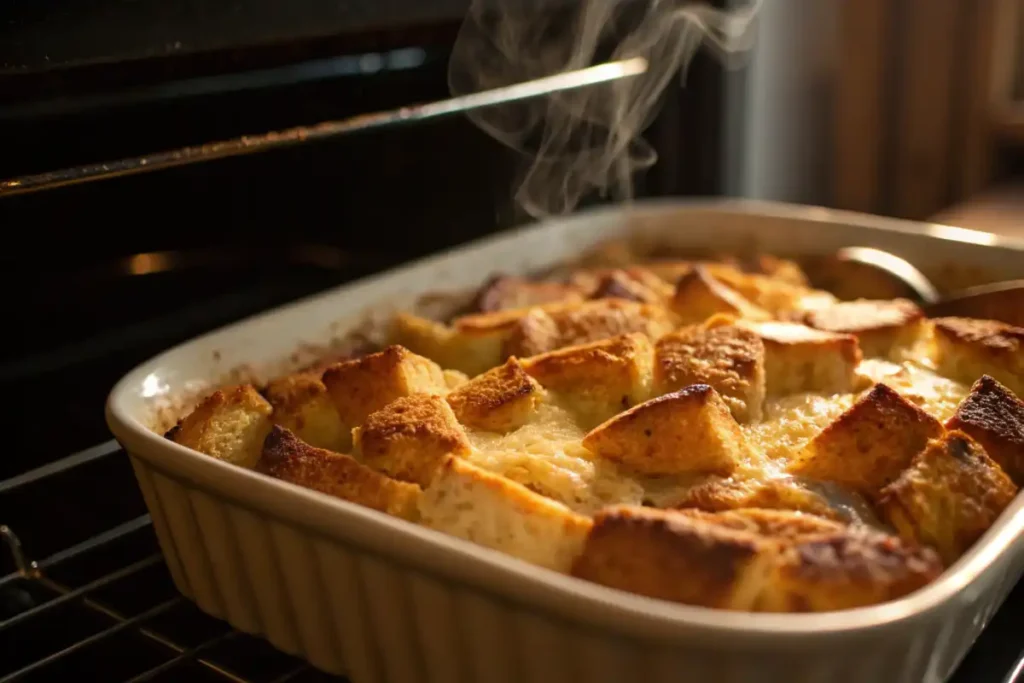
[449,0,763,218]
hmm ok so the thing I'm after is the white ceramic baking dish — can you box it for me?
[107,199,1024,683]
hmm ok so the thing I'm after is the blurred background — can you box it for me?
[0,1,1022,682]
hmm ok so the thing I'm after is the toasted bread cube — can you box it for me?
[474,275,584,313]
[671,266,771,325]
[787,383,944,496]
[674,508,846,540]
[876,431,1018,564]
[445,358,544,432]
[756,529,943,612]
[390,313,506,377]
[502,299,676,360]
[169,385,272,468]
[418,457,593,573]
[588,269,674,305]
[932,317,1024,397]
[737,320,862,395]
[258,426,421,520]
[264,373,348,451]
[521,333,655,426]
[668,477,848,522]
[354,394,472,486]
[751,255,811,288]
[630,260,695,285]
[946,375,1024,484]
[582,385,755,477]
[322,345,450,430]
[802,299,925,359]
[705,267,835,316]
[571,506,773,610]
[654,323,766,422]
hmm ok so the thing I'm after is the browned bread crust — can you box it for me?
[521,333,654,426]
[354,394,472,487]
[264,373,347,452]
[258,426,421,520]
[669,477,850,522]
[571,506,942,612]
[582,385,755,477]
[946,375,1024,485]
[671,266,771,324]
[501,299,675,359]
[758,528,943,612]
[169,385,272,469]
[571,505,771,610]
[787,383,944,496]
[736,320,862,395]
[876,431,1018,564]
[474,275,585,313]
[654,323,766,422]
[932,317,1024,397]
[445,358,544,432]
[802,299,925,359]
[322,345,450,438]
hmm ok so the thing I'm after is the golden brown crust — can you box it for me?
[654,323,766,422]
[737,320,863,396]
[322,345,449,429]
[670,266,770,324]
[521,333,654,425]
[573,506,942,612]
[258,426,421,520]
[390,313,507,377]
[932,317,1024,397]
[582,385,755,477]
[946,375,1024,484]
[571,506,771,610]
[670,478,847,521]
[502,299,676,360]
[673,508,845,540]
[454,302,574,335]
[749,255,811,287]
[758,529,943,612]
[474,275,584,313]
[876,431,1018,564]
[587,269,674,304]
[170,385,272,469]
[264,373,348,451]
[802,299,925,359]
[354,394,472,486]
[786,384,944,496]
[707,267,835,316]
[445,358,544,432]
[630,260,695,284]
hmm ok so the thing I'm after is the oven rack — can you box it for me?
[0,440,345,683]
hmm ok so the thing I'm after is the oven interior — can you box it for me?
[0,8,1021,683]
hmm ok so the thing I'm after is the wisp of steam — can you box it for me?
[448,0,763,218]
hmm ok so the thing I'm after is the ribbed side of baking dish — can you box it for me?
[126,453,1024,683]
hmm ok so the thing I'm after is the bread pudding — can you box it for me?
[164,242,1024,613]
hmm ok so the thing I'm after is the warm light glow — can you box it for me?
[127,252,170,275]
[925,223,999,246]
[140,373,169,398]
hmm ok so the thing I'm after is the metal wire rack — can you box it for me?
[0,441,345,683]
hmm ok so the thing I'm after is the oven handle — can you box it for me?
[0,58,646,198]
